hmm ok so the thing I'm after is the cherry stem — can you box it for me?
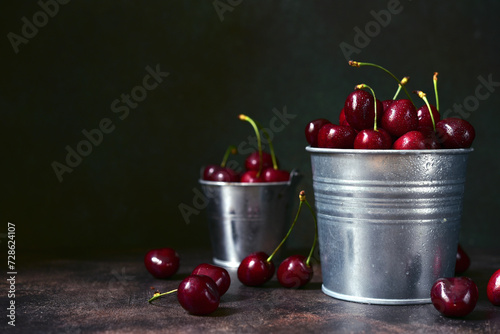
[255,120,279,170]
[148,289,177,303]
[302,193,318,267]
[267,190,306,263]
[414,90,436,132]
[355,83,378,131]
[433,72,440,113]
[392,76,409,100]
[220,145,237,168]
[349,60,415,106]
[239,114,263,177]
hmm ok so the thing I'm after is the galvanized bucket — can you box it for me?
[199,169,301,268]
[306,147,473,305]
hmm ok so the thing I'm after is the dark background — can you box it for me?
[1,1,499,257]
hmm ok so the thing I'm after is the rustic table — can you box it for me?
[4,247,500,333]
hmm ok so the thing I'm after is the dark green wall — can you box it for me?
[1,1,499,255]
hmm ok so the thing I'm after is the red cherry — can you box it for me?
[435,118,475,149]
[305,118,331,147]
[263,168,290,182]
[206,166,240,182]
[487,269,500,306]
[381,99,418,138]
[392,131,427,150]
[344,89,383,131]
[277,254,313,288]
[317,123,356,148]
[245,151,273,171]
[192,263,231,296]
[430,277,478,317]
[339,109,351,127]
[240,170,265,183]
[177,275,220,315]
[203,165,219,180]
[455,244,471,274]
[353,128,392,149]
[144,248,180,279]
[417,104,441,135]
[237,252,275,286]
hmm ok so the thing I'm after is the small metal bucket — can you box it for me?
[306,147,473,305]
[199,169,301,268]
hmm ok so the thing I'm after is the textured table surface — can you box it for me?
[3,247,500,333]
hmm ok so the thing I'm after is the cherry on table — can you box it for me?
[144,248,180,279]
[487,269,500,306]
[305,118,331,147]
[435,118,475,149]
[317,123,356,148]
[430,276,478,318]
[455,244,471,274]
[192,263,231,296]
[381,99,418,138]
[177,274,220,315]
[277,254,313,288]
[237,252,275,286]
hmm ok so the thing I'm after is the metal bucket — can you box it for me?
[306,147,473,305]
[199,169,301,268]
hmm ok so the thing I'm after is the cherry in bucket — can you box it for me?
[203,145,240,182]
[144,248,180,279]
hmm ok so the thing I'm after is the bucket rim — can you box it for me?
[305,146,474,155]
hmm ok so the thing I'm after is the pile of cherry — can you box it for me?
[144,190,318,315]
[305,61,476,150]
[203,114,290,183]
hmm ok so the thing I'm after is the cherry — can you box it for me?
[430,277,478,318]
[305,118,331,147]
[487,269,500,306]
[263,167,290,182]
[192,263,231,296]
[339,109,351,127]
[237,251,275,286]
[144,248,180,279]
[352,84,392,149]
[203,145,239,182]
[277,254,313,289]
[177,275,220,315]
[417,104,440,135]
[317,123,356,148]
[392,131,427,150]
[343,89,383,131]
[381,99,418,138]
[245,151,273,171]
[354,128,392,149]
[455,244,471,274]
[435,118,476,149]
[240,170,265,183]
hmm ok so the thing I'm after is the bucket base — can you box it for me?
[321,285,431,305]
[212,257,240,269]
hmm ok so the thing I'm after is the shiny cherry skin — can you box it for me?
[203,165,219,180]
[263,168,290,182]
[237,252,275,286]
[277,255,313,288]
[317,123,356,149]
[430,277,478,318]
[417,104,441,135]
[144,248,180,279]
[245,151,273,171]
[393,131,427,150]
[240,170,265,183]
[344,89,383,131]
[339,109,352,127]
[305,118,331,147]
[205,166,239,182]
[435,118,475,148]
[381,99,418,138]
[354,128,392,149]
[192,263,231,296]
[177,274,220,315]
[382,99,394,113]
[487,269,500,306]
[455,244,471,274]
